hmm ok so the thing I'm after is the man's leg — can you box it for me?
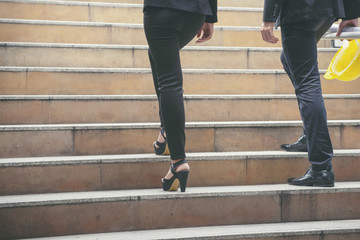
[281,19,335,186]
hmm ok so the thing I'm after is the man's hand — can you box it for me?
[196,22,214,43]
[336,19,359,37]
[260,22,279,44]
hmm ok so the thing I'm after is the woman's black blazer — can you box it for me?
[143,0,218,23]
[263,0,360,23]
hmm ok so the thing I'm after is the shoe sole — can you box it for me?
[289,180,335,187]
[281,147,308,152]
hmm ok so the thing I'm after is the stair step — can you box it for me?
[0,42,337,69]
[1,182,360,239]
[1,94,360,124]
[51,0,144,3]
[0,1,143,24]
[1,67,359,95]
[0,120,359,158]
[0,19,286,47]
[1,19,334,48]
[21,220,360,240]
[1,150,359,195]
[42,0,264,8]
[0,1,264,27]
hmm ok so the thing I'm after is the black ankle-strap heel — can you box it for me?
[162,159,189,192]
[153,128,169,155]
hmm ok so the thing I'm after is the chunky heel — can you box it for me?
[177,171,189,192]
[153,128,170,155]
[162,159,189,192]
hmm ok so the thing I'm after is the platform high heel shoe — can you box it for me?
[153,128,170,155]
[162,160,189,192]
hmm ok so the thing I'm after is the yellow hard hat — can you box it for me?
[324,39,360,81]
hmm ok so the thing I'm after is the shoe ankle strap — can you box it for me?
[171,159,187,174]
[160,128,167,140]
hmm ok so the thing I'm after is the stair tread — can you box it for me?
[1,0,264,7]
[0,0,263,11]
[1,94,360,100]
[0,66,319,73]
[0,18,146,26]
[1,149,360,167]
[1,120,359,130]
[0,41,336,51]
[1,18,267,30]
[23,219,360,240]
[0,0,144,7]
[1,181,360,208]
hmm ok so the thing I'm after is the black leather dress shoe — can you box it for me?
[288,166,335,187]
[280,135,308,152]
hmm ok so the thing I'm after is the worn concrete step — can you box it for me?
[1,67,359,95]
[0,19,333,48]
[0,120,359,158]
[0,19,287,47]
[43,0,264,8]
[1,94,360,124]
[49,0,144,3]
[1,182,360,239]
[1,150,359,195]
[0,1,143,24]
[0,42,337,69]
[0,1,264,27]
[22,220,360,240]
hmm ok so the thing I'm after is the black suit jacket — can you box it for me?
[263,0,360,24]
[144,0,218,23]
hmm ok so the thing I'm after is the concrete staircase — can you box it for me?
[1,0,360,239]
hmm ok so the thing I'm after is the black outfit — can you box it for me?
[263,0,360,24]
[143,0,217,160]
[144,0,217,23]
[263,0,360,171]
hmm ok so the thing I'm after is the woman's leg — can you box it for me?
[148,49,164,128]
[148,49,168,150]
[144,7,205,161]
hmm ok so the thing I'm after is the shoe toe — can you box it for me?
[288,177,295,183]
